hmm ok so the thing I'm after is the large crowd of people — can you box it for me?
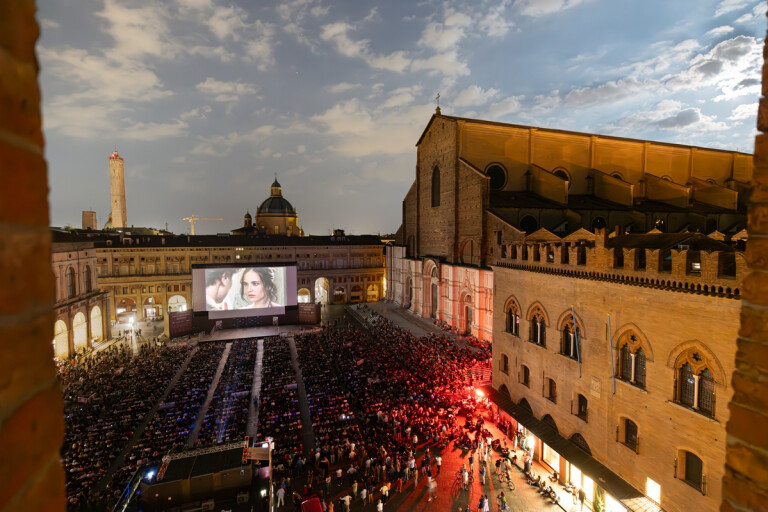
[58,343,192,510]
[255,336,303,461]
[196,339,258,447]
[58,303,494,511]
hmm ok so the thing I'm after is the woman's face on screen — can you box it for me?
[243,270,268,306]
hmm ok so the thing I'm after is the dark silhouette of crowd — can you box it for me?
[58,343,192,510]
[255,336,303,461]
[196,339,258,447]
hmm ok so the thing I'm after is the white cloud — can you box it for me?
[207,4,249,41]
[411,51,470,77]
[297,145,306,153]
[486,96,523,118]
[379,86,421,110]
[96,0,178,60]
[311,99,433,157]
[663,36,761,100]
[479,0,513,37]
[244,21,277,70]
[328,82,361,93]
[320,22,369,58]
[368,51,411,73]
[730,103,756,120]
[40,18,60,30]
[363,7,379,23]
[564,77,659,107]
[608,100,728,136]
[714,0,751,17]
[417,11,472,51]
[195,77,258,102]
[705,25,735,39]
[453,85,499,107]
[514,0,591,17]
[180,106,212,120]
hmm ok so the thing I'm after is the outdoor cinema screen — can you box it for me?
[191,263,297,319]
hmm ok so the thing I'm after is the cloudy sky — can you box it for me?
[39,0,766,236]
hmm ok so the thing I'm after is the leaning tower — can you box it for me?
[109,151,127,228]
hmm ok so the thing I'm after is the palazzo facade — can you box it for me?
[388,110,753,512]
[388,109,751,342]
[51,236,110,360]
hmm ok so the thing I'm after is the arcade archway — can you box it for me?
[54,320,69,359]
[366,284,379,302]
[168,295,187,312]
[314,277,329,304]
[350,285,363,303]
[90,306,103,342]
[298,288,311,303]
[72,312,88,352]
[333,287,346,304]
[143,296,160,319]
[116,298,136,322]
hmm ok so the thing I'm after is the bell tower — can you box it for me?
[109,151,127,228]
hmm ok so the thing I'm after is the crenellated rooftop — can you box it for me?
[491,228,746,299]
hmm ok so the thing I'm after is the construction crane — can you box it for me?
[182,215,223,235]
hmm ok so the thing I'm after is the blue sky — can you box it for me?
[39,0,766,236]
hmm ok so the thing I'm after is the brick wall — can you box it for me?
[0,1,66,511]
[721,7,768,511]
[417,115,458,261]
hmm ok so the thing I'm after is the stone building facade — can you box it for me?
[51,237,110,359]
[389,109,751,342]
[490,228,747,512]
[51,232,385,328]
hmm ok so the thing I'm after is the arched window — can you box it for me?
[505,299,520,336]
[624,419,638,452]
[66,267,76,299]
[500,354,509,374]
[674,348,718,418]
[431,166,440,207]
[678,363,696,407]
[634,348,646,388]
[521,365,530,387]
[592,216,607,230]
[520,215,538,234]
[698,368,715,415]
[560,317,582,361]
[529,307,546,347]
[617,331,648,390]
[486,164,506,190]
[84,265,92,293]
[682,451,704,490]
[553,168,570,181]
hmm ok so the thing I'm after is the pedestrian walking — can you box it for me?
[435,455,442,475]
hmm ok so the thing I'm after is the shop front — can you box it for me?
[482,385,660,512]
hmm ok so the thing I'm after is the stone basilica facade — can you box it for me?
[387,110,752,512]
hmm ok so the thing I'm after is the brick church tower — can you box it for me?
[109,151,127,229]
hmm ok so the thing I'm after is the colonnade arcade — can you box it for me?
[53,300,108,360]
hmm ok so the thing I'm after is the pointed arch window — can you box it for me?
[431,166,440,207]
[505,299,520,336]
[674,348,718,418]
[617,331,649,390]
[560,320,582,361]
[529,308,546,347]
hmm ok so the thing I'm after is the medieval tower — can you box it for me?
[109,151,127,229]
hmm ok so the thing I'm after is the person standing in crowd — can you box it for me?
[435,454,442,475]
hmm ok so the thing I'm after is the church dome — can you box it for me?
[257,176,296,216]
[257,196,296,215]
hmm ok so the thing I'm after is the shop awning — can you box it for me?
[481,385,642,502]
